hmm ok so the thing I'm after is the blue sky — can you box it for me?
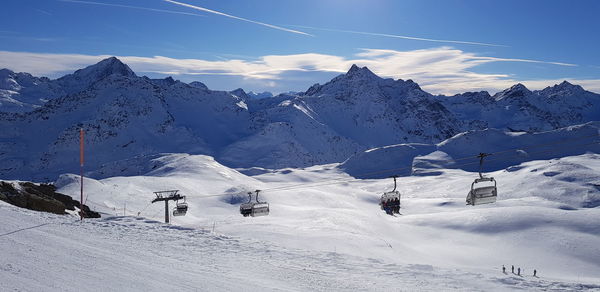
[1,0,599,94]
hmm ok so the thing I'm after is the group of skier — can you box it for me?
[502,265,537,277]
[382,197,400,215]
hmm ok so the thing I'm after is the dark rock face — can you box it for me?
[0,181,100,218]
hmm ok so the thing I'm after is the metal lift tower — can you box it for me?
[151,190,184,223]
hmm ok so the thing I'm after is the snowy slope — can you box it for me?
[8,152,594,290]
[219,97,362,168]
[6,200,598,291]
[341,122,600,179]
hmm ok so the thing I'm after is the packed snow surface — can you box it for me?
[2,153,598,291]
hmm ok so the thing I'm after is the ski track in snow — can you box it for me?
[1,201,598,292]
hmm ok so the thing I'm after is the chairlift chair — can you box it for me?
[239,192,254,217]
[380,176,401,215]
[250,190,269,217]
[172,197,188,216]
[466,153,498,206]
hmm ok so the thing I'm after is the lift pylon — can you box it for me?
[151,190,185,223]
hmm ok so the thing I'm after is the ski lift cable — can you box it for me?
[258,139,600,193]
[264,134,599,191]
[190,139,599,199]
[74,132,600,207]
[195,136,600,198]
[136,201,153,215]
[74,140,600,217]
[78,134,600,208]
[438,132,600,164]
[92,132,600,204]
[258,133,600,192]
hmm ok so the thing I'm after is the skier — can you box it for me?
[511,265,514,274]
[534,269,537,277]
[502,265,506,273]
[383,200,390,215]
[517,267,521,276]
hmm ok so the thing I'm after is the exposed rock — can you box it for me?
[0,181,100,218]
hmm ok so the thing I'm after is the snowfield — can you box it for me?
[2,153,598,291]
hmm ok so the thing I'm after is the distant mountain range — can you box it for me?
[1,57,599,181]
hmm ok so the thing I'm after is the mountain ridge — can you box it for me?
[1,58,599,180]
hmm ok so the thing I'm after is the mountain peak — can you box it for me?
[0,68,15,76]
[230,88,248,99]
[505,83,530,94]
[69,56,136,80]
[189,81,208,90]
[553,80,583,92]
[510,83,529,92]
[539,80,585,96]
[494,83,531,101]
[345,64,377,78]
[559,80,573,87]
[348,64,360,73]
[93,57,135,76]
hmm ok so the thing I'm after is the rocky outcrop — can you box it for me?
[0,181,100,218]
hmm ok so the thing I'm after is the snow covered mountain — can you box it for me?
[1,58,599,180]
[438,81,600,132]
[341,122,600,181]
[0,58,252,181]
[0,57,136,113]
[0,68,55,112]
[246,90,274,99]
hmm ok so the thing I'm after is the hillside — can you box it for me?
[3,153,598,290]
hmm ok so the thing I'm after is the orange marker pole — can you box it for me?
[80,128,84,221]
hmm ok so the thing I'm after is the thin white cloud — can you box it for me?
[60,0,206,18]
[291,25,507,47]
[0,49,596,95]
[476,56,576,67]
[0,35,59,42]
[163,0,312,36]
[36,9,53,16]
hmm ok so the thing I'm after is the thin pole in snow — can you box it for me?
[79,128,84,221]
[165,200,169,223]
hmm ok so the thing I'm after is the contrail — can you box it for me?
[478,56,576,67]
[60,0,206,18]
[291,25,506,47]
[164,0,312,37]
